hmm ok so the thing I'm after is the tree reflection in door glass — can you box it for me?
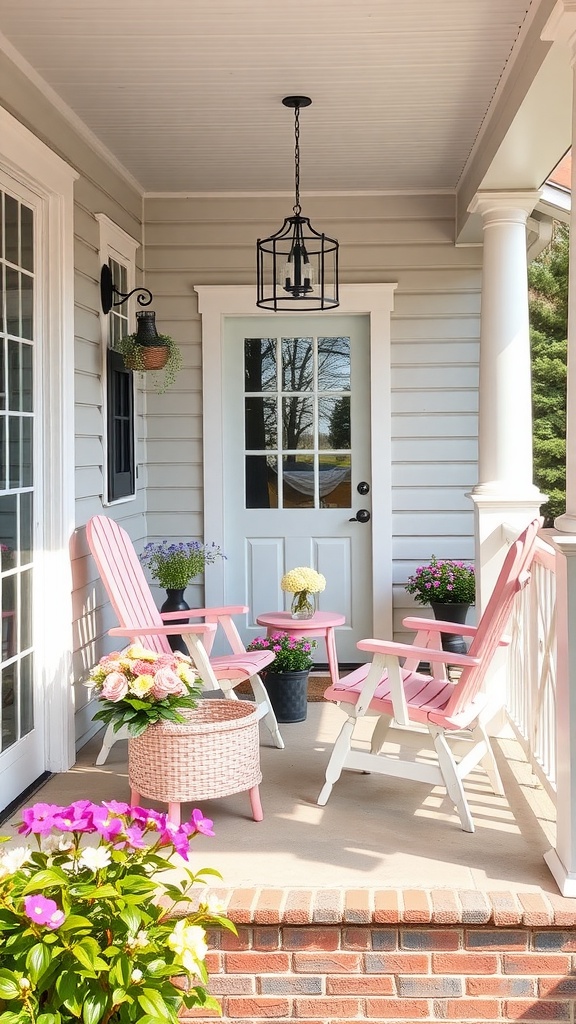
[244,333,352,509]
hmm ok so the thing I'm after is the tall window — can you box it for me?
[0,188,35,750]
[96,216,138,505]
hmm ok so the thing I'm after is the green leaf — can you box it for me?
[0,972,21,1000]
[138,989,173,1020]
[58,914,92,932]
[26,942,51,983]
[55,970,79,1002]
[71,942,98,974]
[119,905,142,932]
[37,1015,59,1024]
[0,1013,25,1024]
[21,868,68,893]
[82,988,108,1024]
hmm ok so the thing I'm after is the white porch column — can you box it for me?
[541,0,576,895]
[467,191,545,613]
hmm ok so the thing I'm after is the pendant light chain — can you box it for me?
[293,104,301,216]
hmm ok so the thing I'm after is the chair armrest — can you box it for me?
[109,623,217,638]
[160,605,249,621]
[402,616,479,638]
[356,637,481,668]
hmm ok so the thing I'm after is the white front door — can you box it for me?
[222,315,372,664]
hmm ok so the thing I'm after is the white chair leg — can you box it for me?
[95,722,128,765]
[248,673,284,749]
[370,713,392,754]
[318,717,355,806]
[430,726,475,833]
[473,723,505,796]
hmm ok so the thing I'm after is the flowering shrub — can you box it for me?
[405,556,476,605]
[88,645,201,738]
[247,632,317,672]
[0,800,233,1024]
[140,540,225,590]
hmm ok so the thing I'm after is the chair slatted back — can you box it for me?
[443,519,540,717]
[86,515,171,655]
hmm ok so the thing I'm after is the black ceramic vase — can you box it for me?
[262,670,309,723]
[160,588,190,654]
[430,602,470,656]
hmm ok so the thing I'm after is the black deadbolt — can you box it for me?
[357,481,370,495]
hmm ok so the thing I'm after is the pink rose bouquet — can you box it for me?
[88,644,202,737]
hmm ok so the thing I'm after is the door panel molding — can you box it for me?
[196,284,397,640]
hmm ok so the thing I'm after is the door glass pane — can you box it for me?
[0,187,35,750]
[282,337,313,391]
[245,338,276,391]
[282,454,314,509]
[244,334,352,509]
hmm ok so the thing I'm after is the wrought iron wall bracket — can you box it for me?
[100,264,153,315]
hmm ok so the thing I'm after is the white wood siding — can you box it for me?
[144,193,482,646]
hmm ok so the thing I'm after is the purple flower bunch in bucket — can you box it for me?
[247,631,317,672]
[405,555,475,606]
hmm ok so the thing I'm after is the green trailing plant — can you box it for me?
[116,332,183,394]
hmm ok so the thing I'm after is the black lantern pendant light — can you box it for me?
[256,96,339,311]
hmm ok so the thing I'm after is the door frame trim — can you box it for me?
[196,284,397,640]
[0,105,78,774]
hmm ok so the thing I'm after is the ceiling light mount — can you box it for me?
[100,263,154,315]
[256,96,339,311]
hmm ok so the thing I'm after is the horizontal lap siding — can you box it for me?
[144,193,481,647]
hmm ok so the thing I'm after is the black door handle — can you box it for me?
[349,509,371,523]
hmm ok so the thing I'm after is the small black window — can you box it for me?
[105,258,135,502]
[106,347,135,501]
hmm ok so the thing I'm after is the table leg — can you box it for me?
[325,626,340,686]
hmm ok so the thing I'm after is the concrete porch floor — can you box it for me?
[4,697,558,896]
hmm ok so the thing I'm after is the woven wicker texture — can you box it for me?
[128,700,262,802]
[125,346,169,370]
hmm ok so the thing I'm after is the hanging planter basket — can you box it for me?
[124,345,169,371]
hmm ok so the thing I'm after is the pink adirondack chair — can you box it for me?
[86,515,284,764]
[318,519,540,832]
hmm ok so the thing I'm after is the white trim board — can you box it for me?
[195,283,397,641]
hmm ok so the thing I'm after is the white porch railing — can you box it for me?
[504,528,557,801]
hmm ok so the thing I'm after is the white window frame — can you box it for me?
[96,215,139,505]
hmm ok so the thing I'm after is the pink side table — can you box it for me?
[255,610,345,687]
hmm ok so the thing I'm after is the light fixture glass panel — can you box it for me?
[282,454,314,509]
[282,397,313,449]
[319,397,350,450]
[246,455,278,509]
[281,338,313,392]
[318,336,350,390]
[244,338,276,391]
[245,397,277,450]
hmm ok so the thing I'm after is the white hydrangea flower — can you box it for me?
[280,566,326,594]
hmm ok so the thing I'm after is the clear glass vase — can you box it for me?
[290,590,316,619]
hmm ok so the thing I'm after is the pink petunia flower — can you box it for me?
[24,894,65,930]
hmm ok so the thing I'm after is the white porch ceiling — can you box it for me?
[0,0,558,195]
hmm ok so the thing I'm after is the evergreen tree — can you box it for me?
[529,222,568,525]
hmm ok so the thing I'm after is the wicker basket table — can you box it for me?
[128,699,263,825]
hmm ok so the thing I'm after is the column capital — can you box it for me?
[542,0,576,60]
[468,191,542,224]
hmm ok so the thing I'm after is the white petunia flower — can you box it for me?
[0,846,32,875]
[167,920,208,972]
[78,847,112,871]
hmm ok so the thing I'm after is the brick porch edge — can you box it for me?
[179,888,576,1023]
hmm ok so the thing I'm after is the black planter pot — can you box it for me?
[262,670,309,723]
[160,588,190,654]
[430,602,470,656]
